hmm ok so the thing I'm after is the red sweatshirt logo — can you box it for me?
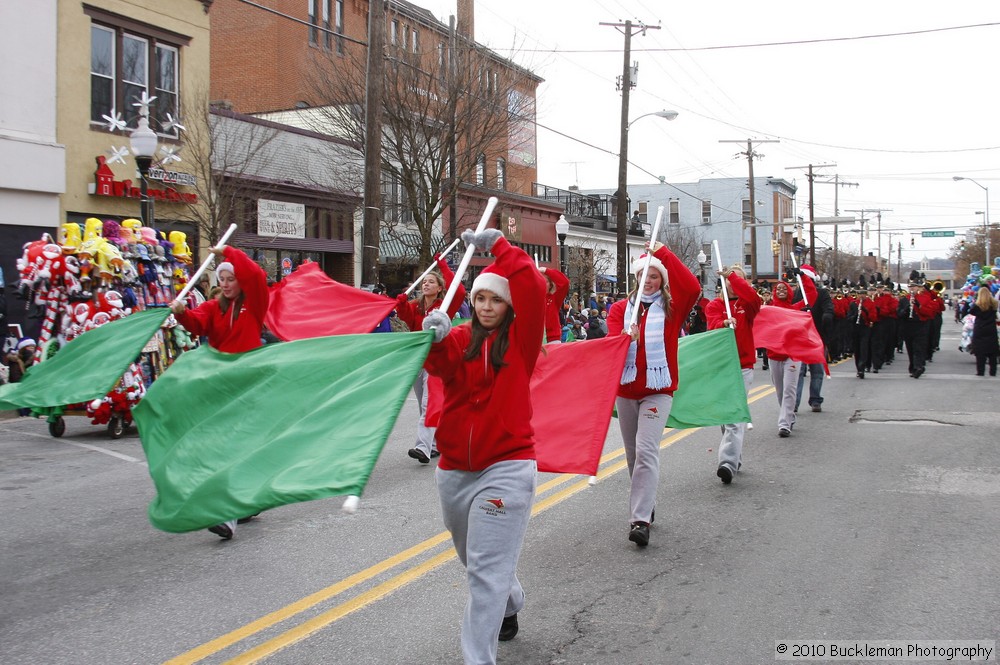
[648,407,658,414]
[485,498,504,509]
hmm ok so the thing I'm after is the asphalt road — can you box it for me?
[1,318,997,665]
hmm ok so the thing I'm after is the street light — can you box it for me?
[129,113,158,229]
[555,214,569,273]
[953,175,990,265]
[696,249,707,298]
[615,109,679,293]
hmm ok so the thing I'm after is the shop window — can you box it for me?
[87,9,186,135]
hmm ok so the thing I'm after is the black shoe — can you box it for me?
[430,450,440,458]
[236,513,260,525]
[498,613,519,641]
[778,427,791,438]
[856,371,864,379]
[912,368,924,379]
[628,522,650,547]
[717,464,734,484]
[811,404,822,413]
[650,509,655,524]
[407,448,430,464]
[208,523,233,540]
[872,368,879,374]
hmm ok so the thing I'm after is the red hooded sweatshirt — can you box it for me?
[764,279,809,362]
[543,268,570,343]
[423,237,546,472]
[175,246,268,353]
[606,245,700,399]
[705,272,762,369]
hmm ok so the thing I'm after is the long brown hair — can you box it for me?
[976,286,998,312]
[463,307,515,371]
[416,271,446,315]
[218,292,245,322]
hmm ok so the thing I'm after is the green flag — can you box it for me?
[0,309,170,411]
[667,328,751,429]
[134,331,432,533]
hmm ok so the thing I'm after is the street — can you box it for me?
[1,319,997,665]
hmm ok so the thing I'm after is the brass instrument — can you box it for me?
[931,280,945,292]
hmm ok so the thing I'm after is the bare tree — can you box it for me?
[306,32,537,265]
[176,90,281,247]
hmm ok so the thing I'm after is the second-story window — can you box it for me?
[475,153,486,186]
[702,200,712,224]
[89,17,183,136]
[412,28,419,53]
[496,158,506,190]
[334,0,344,54]
[669,200,679,224]
[391,19,399,46]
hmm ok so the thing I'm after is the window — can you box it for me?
[669,200,679,224]
[438,41,447,79]
[381,170,413,224]
[390,19,399,46]
[411,27,419,53]
[87,12,187,136]
[702,200,712,224]
[742,199,752,227]
[334,0,344,54]
[637,201,648,223]
[744,242,752,267]
[308,0,319,44]
[475,153,486,186]
[496,158,506,190]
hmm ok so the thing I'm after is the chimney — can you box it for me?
[457,0,474,40]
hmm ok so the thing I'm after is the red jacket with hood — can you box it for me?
[705,271,762,369]
[175,246,268,353]
[543,268,570,343]
[396,256,466,331]
[423,237,546,472]
[764,279,815,361]
[606,245,700,399]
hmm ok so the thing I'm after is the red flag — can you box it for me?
[531,336,630,475]
[753,306,829,370]
[424,336,629,475]
[264,262,397,340]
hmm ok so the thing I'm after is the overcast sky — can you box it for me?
[418,0,999,264]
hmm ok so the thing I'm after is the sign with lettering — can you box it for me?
[921,230,955,238]
[258,199,305,238]
[148,167,197,187]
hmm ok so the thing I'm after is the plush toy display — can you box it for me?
[13,220,199,435]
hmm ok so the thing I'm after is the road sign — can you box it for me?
[921,231,955,238]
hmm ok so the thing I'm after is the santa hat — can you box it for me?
[471,264,511,304]
[630,254,669,285]
[799,264,818,282]
[17,338,36,351]
[216,261,235,276]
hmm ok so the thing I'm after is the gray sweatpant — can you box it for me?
[412,369,438,456]
[718,368,753,471]
[769,359,800,431]
[615,393,672,524]
[437,459,537,665]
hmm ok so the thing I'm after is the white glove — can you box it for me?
[461,228,503,252]
[422,309,452,343]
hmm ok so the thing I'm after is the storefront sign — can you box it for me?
[257,199,305,238]
[148,167,197,187]
[91,155,197,204]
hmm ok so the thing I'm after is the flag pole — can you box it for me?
[439,196,499,315]
[712,240,734,325]
[403,238,462,296]
[789,251,809,306]
[172,223,238,305]
[627,206,665,329]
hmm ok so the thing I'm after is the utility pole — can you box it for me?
[786,163,835,267]
[814,174,857,280]
[601,19,659,293]
[446,14,458,243]
[722,138,778,280]
[362,0,386,287]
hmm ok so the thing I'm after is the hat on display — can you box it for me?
[471,264,511,304]
[631,253,669,285]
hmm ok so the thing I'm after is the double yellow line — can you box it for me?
[167,384,775,664]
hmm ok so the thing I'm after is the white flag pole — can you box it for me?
[172,223,238,305]
[403,238,462,297]
[790,251,809,306]
[438,196,499,315]
[627,206,665,329]
[712,240,734,326]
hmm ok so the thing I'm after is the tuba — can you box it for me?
[931,280,945,293]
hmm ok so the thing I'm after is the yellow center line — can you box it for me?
[173,386,779,664]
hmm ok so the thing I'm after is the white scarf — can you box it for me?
[621,293,671,389]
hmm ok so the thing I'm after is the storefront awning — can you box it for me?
[598,274,617,283]
[379,230,446,262]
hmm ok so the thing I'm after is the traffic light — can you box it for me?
[771,239,780,255]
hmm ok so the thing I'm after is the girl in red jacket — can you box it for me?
[765,279,812,438]
[606,241,700,547]
[395,255,466,464]
[169,245,269,540]
[540,267,569,343]
[421,229,546,665]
